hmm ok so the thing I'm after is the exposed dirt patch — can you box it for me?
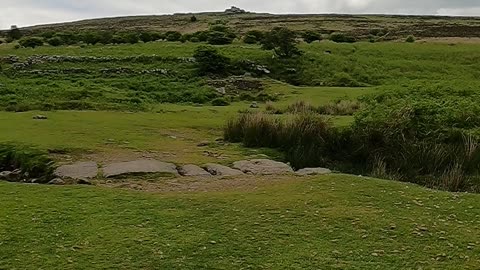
[97,175,304,193]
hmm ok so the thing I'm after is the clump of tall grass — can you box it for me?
[282,100,361,116]
[225,112,339,169]
[225,88,480,192]
[318,100,361,116]
[0,143,55,181]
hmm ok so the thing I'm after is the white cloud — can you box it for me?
[437,7,480,16]
[1,0,479,29]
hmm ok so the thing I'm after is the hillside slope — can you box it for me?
[12,12,480,39]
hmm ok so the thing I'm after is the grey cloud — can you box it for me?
[1,0,479,29]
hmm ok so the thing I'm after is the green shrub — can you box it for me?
[211,98,230,106]
[406,35,416,43]
[165,31,182,42]
[139,32,153,43]
[124,33,140,44]
[302,31,322,43]
[261,27,302,58]
[330,72,362,87]
[243,34,259,44]
[207,31,235,45]
[82,32,102,45]
[19,37,44,48]
[193,46,231,75]
[47,37,63,46]
[329,33,356,43]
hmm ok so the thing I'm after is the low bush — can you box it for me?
[19,37,44,48]
[193,46,231,75]
[329,33,356,43]
[211,97,230,106]
[165,31,183,42]
[302,31,322,43]
[406,35,416,43]
[47,37,63,46]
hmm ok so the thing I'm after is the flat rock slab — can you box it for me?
[54,162,98,180]
[203,163,244,177]
[178,165,212,177]
[103,160,178,178]
[296,168,332,176]
[233,159,294,175]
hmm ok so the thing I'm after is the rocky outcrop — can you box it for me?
[0,169,22,182]
[103,160,178,178]
[233,159,294,175]
[203,163,244,177]
[178,165,212,177]
[54,162,99,180]
[296,168,332,176]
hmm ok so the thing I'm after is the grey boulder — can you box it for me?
[0,169,22,182]
[232,159,294,175]
[178,165,212,177]
[203,163,244,177]
[296,168,332,176]
[54,162,98,180]
[102,160,178,178]
[48,178,66,185]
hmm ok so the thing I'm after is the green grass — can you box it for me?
[0,175,478,269]
[1,41,479,112]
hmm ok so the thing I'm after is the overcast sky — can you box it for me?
[1,0,479,29]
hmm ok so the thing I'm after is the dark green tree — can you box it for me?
[193,46,231,75]
[261,27,302,58]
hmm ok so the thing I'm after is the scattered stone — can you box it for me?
[54,162,98,180]
[0,171,11,177]
[103,160,178,178]
[216,87,226,95]
[250,102,259,109]
[233,159,294,175]
[203,163,244,177]
[77,179,92,185]
[178,165,212,177]
[296,168,332,176]
[0,169,22,182]
[0,171,12,181]
[48,178,66,185]
[197,141,210,147]
[33,115,48,120]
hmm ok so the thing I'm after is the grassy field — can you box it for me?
[1,175,479,269]
[1,20,480,269]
